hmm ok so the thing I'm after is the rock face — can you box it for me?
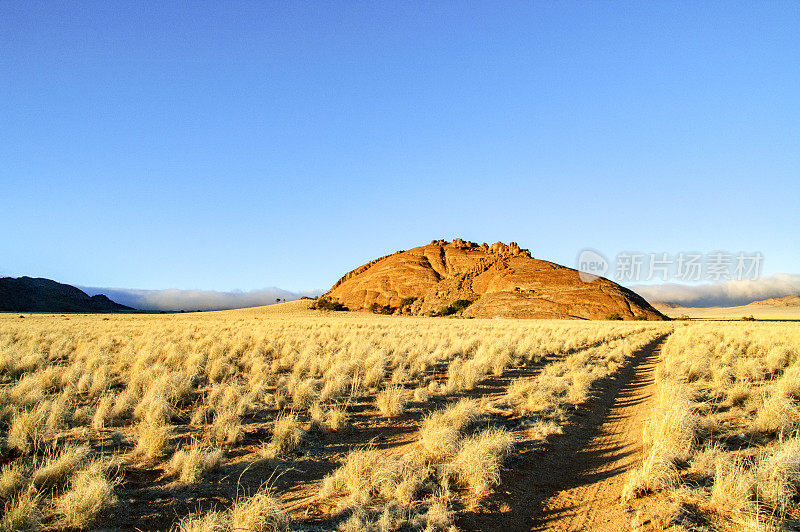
[0,277,134,312]
[325,240,666,320]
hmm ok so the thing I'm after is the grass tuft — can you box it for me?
[376,386,407,417]
[53,460,117,529]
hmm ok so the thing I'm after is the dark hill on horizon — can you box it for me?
[324,239,666,320]
[0,277,134,312]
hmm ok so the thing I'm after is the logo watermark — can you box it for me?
[576,250,763,283]
[577,249,609,283]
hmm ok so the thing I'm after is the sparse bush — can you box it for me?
[166,442,224,484]
[92,394,117,429]
[446,358,484,391]
[726,382,750,406]
[399,297,417,308]
[261,414,304,458]
[230,489,287,531]
[753,393,797,436]
[525,420,563,441]
[172,489,287,532]
[310,297,347,311]
[376,386,407,417]
[53,460,117,529]
[174,509,228,532]
[424,494,453,531]
[7,408,48,455]
[435,299,474,317]
[308,402,327,432]
[1,491,41,531]
[642,385,698,461]
[320,448,426,508]
[326,406,348,431]
[710,455,756,515]
[418,399,478,464]
[320,375,350,403]
[413,386,429,402]
[133,421,172,460]
[209,409,244,445]
[778,366,800,398]
[369,303,396,315]
[446,428,513,496]
[0,463,29,499]
[622,443,681,500]
[32,444,90,491]
[290,378,318,409]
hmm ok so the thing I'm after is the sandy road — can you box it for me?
[459,334,667,531]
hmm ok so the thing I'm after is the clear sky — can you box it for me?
[2,1,798,292]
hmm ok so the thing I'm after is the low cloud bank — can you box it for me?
[80,286,324,311]
[631,273,800,307]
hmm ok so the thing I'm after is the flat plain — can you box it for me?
[0,302,797,531]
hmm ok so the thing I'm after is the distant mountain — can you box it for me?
[653,301,683,309]
[653,294,800,320]
[79,286,322,311]
[745,295,800,307]
[0,277,134,312]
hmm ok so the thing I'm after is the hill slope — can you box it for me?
[0,277,134,312]
[746,295,800,307]
[325,239,665,320]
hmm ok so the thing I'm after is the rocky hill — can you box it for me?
[0,277,134,312]
[324,239,665,320]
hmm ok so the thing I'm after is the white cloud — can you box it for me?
[631,273,800,307]
[80,286,323,311]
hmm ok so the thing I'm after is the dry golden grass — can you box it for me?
[229,489,287,531]
[375,385,407,417]
[0,462,29,500]
[7,408,48,455]
[418,399,479,464]
[32,444,91,491]
[446,427,514,496]
[624,322,800,530]
[52,460,117,529]
[325,405,348,431]
[505,328,664,422]
[320,448,427,509]
[259,413,304,458]
[0,303,673,529]
[1,490,41,532]
[166,442,224,484]
[173,510,228,532]
[172,487,287,531]
[133,420,172,460]
[656,303,800,321]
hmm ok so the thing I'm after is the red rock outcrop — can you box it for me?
[324,240,666,320]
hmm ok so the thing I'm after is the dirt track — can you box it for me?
[460,334,667,531]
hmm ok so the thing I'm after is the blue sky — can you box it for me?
[2,1,798,293]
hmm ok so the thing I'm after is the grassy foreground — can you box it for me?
[4,303,795,530]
